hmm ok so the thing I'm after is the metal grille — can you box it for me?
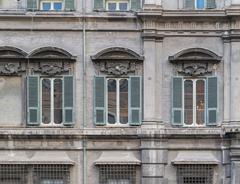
[99,165,136,184]
[0,165,70,184]
[0,165,27,184]
[177,164,214,184]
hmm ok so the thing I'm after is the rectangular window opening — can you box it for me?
[40,1,63,11]
[177,164,214,184]
[106,0,129,11]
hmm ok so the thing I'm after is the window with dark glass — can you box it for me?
[40,0,63,11]
[106,0,129,11]
[184,0,216,9]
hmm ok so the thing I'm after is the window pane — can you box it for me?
[108,3,117,11]
[196,80,205,125]
[120,79,128,124]
[54,79,62,124]
[54,2,62,11]
[42,3,51,10]
[42,79,51,124]
[184,80,193,125]
[119,3,128,11]
[41,179,64,184]
[108,79,117,124]
[196,0,205,9]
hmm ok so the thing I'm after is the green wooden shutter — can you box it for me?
[63,76,74,126]
[94,0,104,10]
[27,0,38,11]
[27,76,40,126]
[185,0,194,9]
[172,77,183,125]
[129,76,142,125]
[94,76,106,125]
[207,76,218,125]
[65,0,75,11]
[206,0,216,9]
[131,0,141,11]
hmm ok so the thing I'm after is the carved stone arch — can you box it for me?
[29,47,76,76]
[0,46,27,75]
[91,47,144,76]
[169,48,222,76]
[29,47,76,60]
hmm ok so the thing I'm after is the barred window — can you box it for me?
[99,165,136,184]
[177,164,214,184]
[0,164,71,184]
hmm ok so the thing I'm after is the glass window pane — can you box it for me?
[42,79,51,124]
[184,80,193,125]
[54,79,62,124]
[42,3,51,10]
[108,3,117,11]
[119,3,128,11]
[196,80,205,125]
[120,79,128,124]
[54,2,62,11]
[108,79,117,124]
[196,0,205,9]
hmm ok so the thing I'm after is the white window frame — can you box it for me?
[106,0,129,11]
[40,0,63,11]
[40,77,63,126]
[182,78,206,127]
[106,78,129,126]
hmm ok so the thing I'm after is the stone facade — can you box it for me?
[0,0,239,184]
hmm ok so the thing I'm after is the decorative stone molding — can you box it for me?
[169,48,221,76]
[0,63,25,75]
[91,47,144,77]
[34,62,70,76]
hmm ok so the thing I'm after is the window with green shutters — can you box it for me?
[27,75,74,126]
[184,0,216,9]
[94,76,142,126]
[172,76,218,126]
[27,0,75,11]
[94,0,141,11]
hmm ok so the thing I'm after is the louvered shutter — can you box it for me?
[94,0,104,10]
[172,77,183,125]
[94,76,106,125]
[206,0,216,9]
[63,76,74,126]
[27,0,38,11]
[129,76,142,125]
[65,0,75,11]
[131,0,141,11]
[207,76,218,125]
[185,0,194,9]
[27,76,40,125]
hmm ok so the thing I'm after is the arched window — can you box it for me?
[91,47,144,126]
[169,48,221,127]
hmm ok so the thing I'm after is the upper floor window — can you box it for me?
[184,0,216,9]
[27,0,75,11]
[106,0,129,11]
[94,0,141,11]
[169,48,222,127]
[27,47,76,127]
[40,0,63,11]
[91,47,144,126]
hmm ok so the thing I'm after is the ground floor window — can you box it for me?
[0,164,70,184]
[177,164,214,184]
[99,165,136,184]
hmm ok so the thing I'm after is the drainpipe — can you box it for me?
[82,0,87,184]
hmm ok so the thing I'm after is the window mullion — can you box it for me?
[193,80,196,126]
[51,79,54,124]
[117,79,120,124]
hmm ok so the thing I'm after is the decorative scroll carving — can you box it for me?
[177,63,212,76]
[34,63,70,76]
[99,61,136,76]
[0,63,25,75]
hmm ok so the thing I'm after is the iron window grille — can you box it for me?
[99,165,136,184]
[0,164,70,184]
[177,164,214,184]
